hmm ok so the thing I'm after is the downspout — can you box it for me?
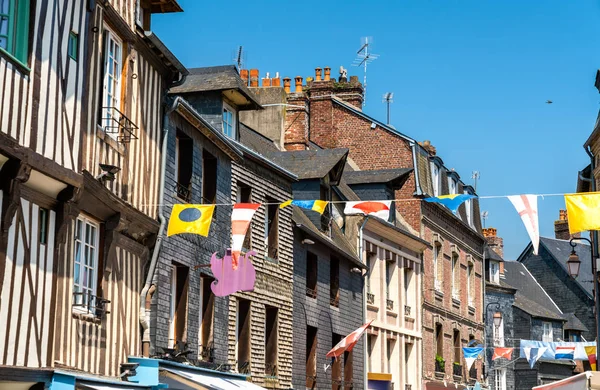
[410,142,424,196]
[359,216,370,390]
[140,73,186,357]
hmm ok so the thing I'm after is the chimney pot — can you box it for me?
[295,76,303,93]
[559,209,567,221]
[324,66,331,81]
[283,77,291,93]
[483,227,503,258]
[315,67,322,81]
[482,228,497,237]
[240,69,249,85]
[349,75,359,84]
[249,68,259,88]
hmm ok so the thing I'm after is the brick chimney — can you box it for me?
[555,209,580,240]
[240,69,249,86]
[483,227,504,259]
[272,72,281,87]
[284,76,309,150]
[420,140,437,156]
[250,69,259,87]
[262,72,271,87]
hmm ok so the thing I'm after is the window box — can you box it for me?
[452,363,463,377]
[386,299,394,311]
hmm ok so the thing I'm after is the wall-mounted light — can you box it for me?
[96,163,121,183]
[302,239,315,245]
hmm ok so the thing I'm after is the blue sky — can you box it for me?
[154,0,600,260]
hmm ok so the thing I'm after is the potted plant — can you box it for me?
[435,354,445,372]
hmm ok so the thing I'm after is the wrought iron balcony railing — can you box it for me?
[101,106,139,143]
[367,292,375,305]
[404,305,412,317]
[386,299,394,311]
[199,344,215,363]
[265,362,277,377]
[238,361,251,374]
[330,296,340,308]
[175,182,192,202]
[72,291,110,317]
[405,385,412,390]
[306,286,317,298]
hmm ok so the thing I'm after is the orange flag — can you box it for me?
[585,346,597,370]
[326,321,373,359]
[492,347,514,361]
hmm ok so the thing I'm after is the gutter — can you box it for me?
[140,71,187,357]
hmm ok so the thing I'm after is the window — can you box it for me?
[464,190,473,226]
[73,216,100,312]
[448,178,457,195]
[236,298,252,373]
[453,330,461,364]
[493,313,504,347]
[490,261,500,284]
[202,149,217,204]
[330,257,340,307]
[568,331,581,342]
[39,207,49,245]
[0,0,30,65]
[543,322,553,342]
[320,184,331,232]
[344,350,353,389]
[386,339,394,374]
[467,262,473,306]
[168,263,189,348]
[431,163,440,197]
[306,252,318,298]
[265,306,278,376]
[67,31,78,61]
[237,183,253,250]
[100,27,123,135]
[435,323,443,360]
[332,334,343,389]
[135,0,146,29]
[265,196,279,259]
[175,130,193,202]
[452,254,459,299]
[199,275,215,362]
[434,244,441,291]
[306,326,318,389]
[405,343,413,385]
[222,101,236,139]
[495,368,506,390]
[404,265,413,311]
[367,335,375,372]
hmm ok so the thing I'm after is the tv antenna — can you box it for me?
[471,171,480,192]
[352,37,378,106]
[382,92,394,124]
[481,211,489,228]
[233,46,244,70]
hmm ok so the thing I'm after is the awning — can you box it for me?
[424,380,468,390]
[160,367,266,390]
[533,372,600,390]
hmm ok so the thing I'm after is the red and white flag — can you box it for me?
[231,203,260,269]
[326,320,373,359]
[508,195,539,255]
[344,201,392,220]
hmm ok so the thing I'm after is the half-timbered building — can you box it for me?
[0,0,186,388]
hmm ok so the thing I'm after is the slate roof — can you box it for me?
[503,261,564,320]
[563,313,589,332]
[170,65,261,109]
[486,246,504,262]
[539,236,594,298]
[264,148,349,181]
[239,123,281,154]
[292,206,364,268]
[344,168,413,186]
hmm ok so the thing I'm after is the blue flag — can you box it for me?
[424,194,477,213]
[463,347,484,371]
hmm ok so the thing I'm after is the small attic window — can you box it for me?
[223,101,237,139]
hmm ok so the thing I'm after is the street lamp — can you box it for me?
[493,312,502,328]
[568,237,600,372]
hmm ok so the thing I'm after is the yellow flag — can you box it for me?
[565,193,600,234]
[167,204,215,237]
[585,346,596,370]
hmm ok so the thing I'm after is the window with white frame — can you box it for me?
[494,368,506,390]
[452,254,459,298]
[100,27,123,137]
[434,243,441,291]
[431,163,440,197]
[464,189,473,226]
[72,216,100,311]
[490,261,500,284]
[467,262,473,306]
[493,314,504,347]
[135,0,145,28]
[543,322,553,342]
[448,177,457,195]
[222,102,236,139]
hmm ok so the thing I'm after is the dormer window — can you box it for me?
[430,157,443,197]
[463,186,475,227]
[448,177,457,195]
[223,101,237,139]
[489,261,500,284]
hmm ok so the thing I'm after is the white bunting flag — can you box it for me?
[344,201,392,220]
[508,195,539,255]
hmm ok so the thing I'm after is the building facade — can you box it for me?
[0,0,186,388]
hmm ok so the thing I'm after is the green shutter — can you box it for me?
[13,0,29,63]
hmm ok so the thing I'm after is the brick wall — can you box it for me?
[292,228,365,390]
[152,110,233,362]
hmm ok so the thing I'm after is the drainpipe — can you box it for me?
[410,142,424,196]
[140,73,186,357]
[359,216,370,390]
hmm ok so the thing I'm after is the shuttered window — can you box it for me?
[0,0,29,65]
[100,26,122,138]
[73,216,99,311]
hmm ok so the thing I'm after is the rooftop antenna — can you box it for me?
[471,171,480,192]
[482,211,489,228]
[352,37,378,106]
[382,92,394,124]
[233,46,244,70]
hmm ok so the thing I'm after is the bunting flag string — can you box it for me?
[231,203,260,269]
[344,201,392,219]
[462,347,484,371]
[508,195,540,255]
[326,320,373,359]
[524,346,547,368]
[280,199,329,214]
[565,193,600,233]
[492,347,514,361]
[424,194,476,213]
[585,346,597,370]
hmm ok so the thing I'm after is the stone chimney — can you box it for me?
[555,209,580,240]
[483,227,503,259]
[420,140,437,156]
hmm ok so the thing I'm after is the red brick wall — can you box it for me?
[284,93,309,151]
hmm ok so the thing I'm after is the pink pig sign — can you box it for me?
[210,249,257,297]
